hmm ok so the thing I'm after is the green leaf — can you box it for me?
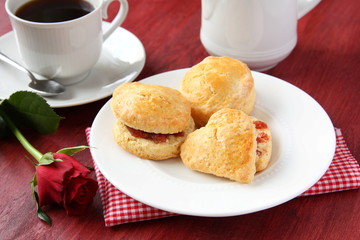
[25,155,38,167]
[2,91,63,134]
[38,152,62,166]
[37,206,52,226]
[30,174,52,225]
[86,166,95,171]
[57,145,90,156]
[29,173,37,187]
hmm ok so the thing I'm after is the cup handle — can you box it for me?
[297,0,321,19]
[102,0,129,40]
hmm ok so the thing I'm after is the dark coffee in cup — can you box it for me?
[15,0,94,23]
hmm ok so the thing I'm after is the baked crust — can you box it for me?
[180,56,255,127]
[180,108,257,183]
[113,117,195,160]
[111,82,192,134]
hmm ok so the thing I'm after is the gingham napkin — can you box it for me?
[85,128,360,227]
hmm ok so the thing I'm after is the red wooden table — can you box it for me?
[1,0,359,239]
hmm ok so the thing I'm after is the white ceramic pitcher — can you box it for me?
[200,0,321,71]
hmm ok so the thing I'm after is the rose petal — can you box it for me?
[53,153,90,176]
[36,159,73,206]
[36,152,97,214]
[63,176,98,216]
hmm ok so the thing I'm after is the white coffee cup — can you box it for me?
[5,0,128,85]
[200,0,321,71]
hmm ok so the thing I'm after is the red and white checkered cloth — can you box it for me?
[85,128,360,227]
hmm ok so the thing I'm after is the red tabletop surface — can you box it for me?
[0,0,359,239]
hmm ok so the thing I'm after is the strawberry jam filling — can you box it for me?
[256,150,262,156]
[253,120,268,130]
[256,132,269,143]
[126,126,184,143]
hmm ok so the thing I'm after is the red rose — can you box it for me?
[36,153,98,216]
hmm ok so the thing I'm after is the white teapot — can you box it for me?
[200,0,321,71]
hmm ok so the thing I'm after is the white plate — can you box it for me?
[90,69,336,217]
[0,22,145,108]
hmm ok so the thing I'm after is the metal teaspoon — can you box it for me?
[0,51,66,96]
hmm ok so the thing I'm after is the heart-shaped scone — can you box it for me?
[180,108,257,183]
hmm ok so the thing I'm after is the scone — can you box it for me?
[250,117,272,172]
[111,82,195,160]
[180,56,256,127]
[180,108,257,183]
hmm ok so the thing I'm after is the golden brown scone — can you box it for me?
[180,56,256,127]
[250,117,272,172]
[113,117,195,160]
[180,108,257,183]
[112,82,192,134]
[111,82,195,160]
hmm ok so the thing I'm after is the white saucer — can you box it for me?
[0,22,146,108]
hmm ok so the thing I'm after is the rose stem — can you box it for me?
[0,109,43,162]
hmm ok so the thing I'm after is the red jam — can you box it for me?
[256,132,269,143]
[253,120,268,130]
[126,126,184,143]
[256,150,262,156]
